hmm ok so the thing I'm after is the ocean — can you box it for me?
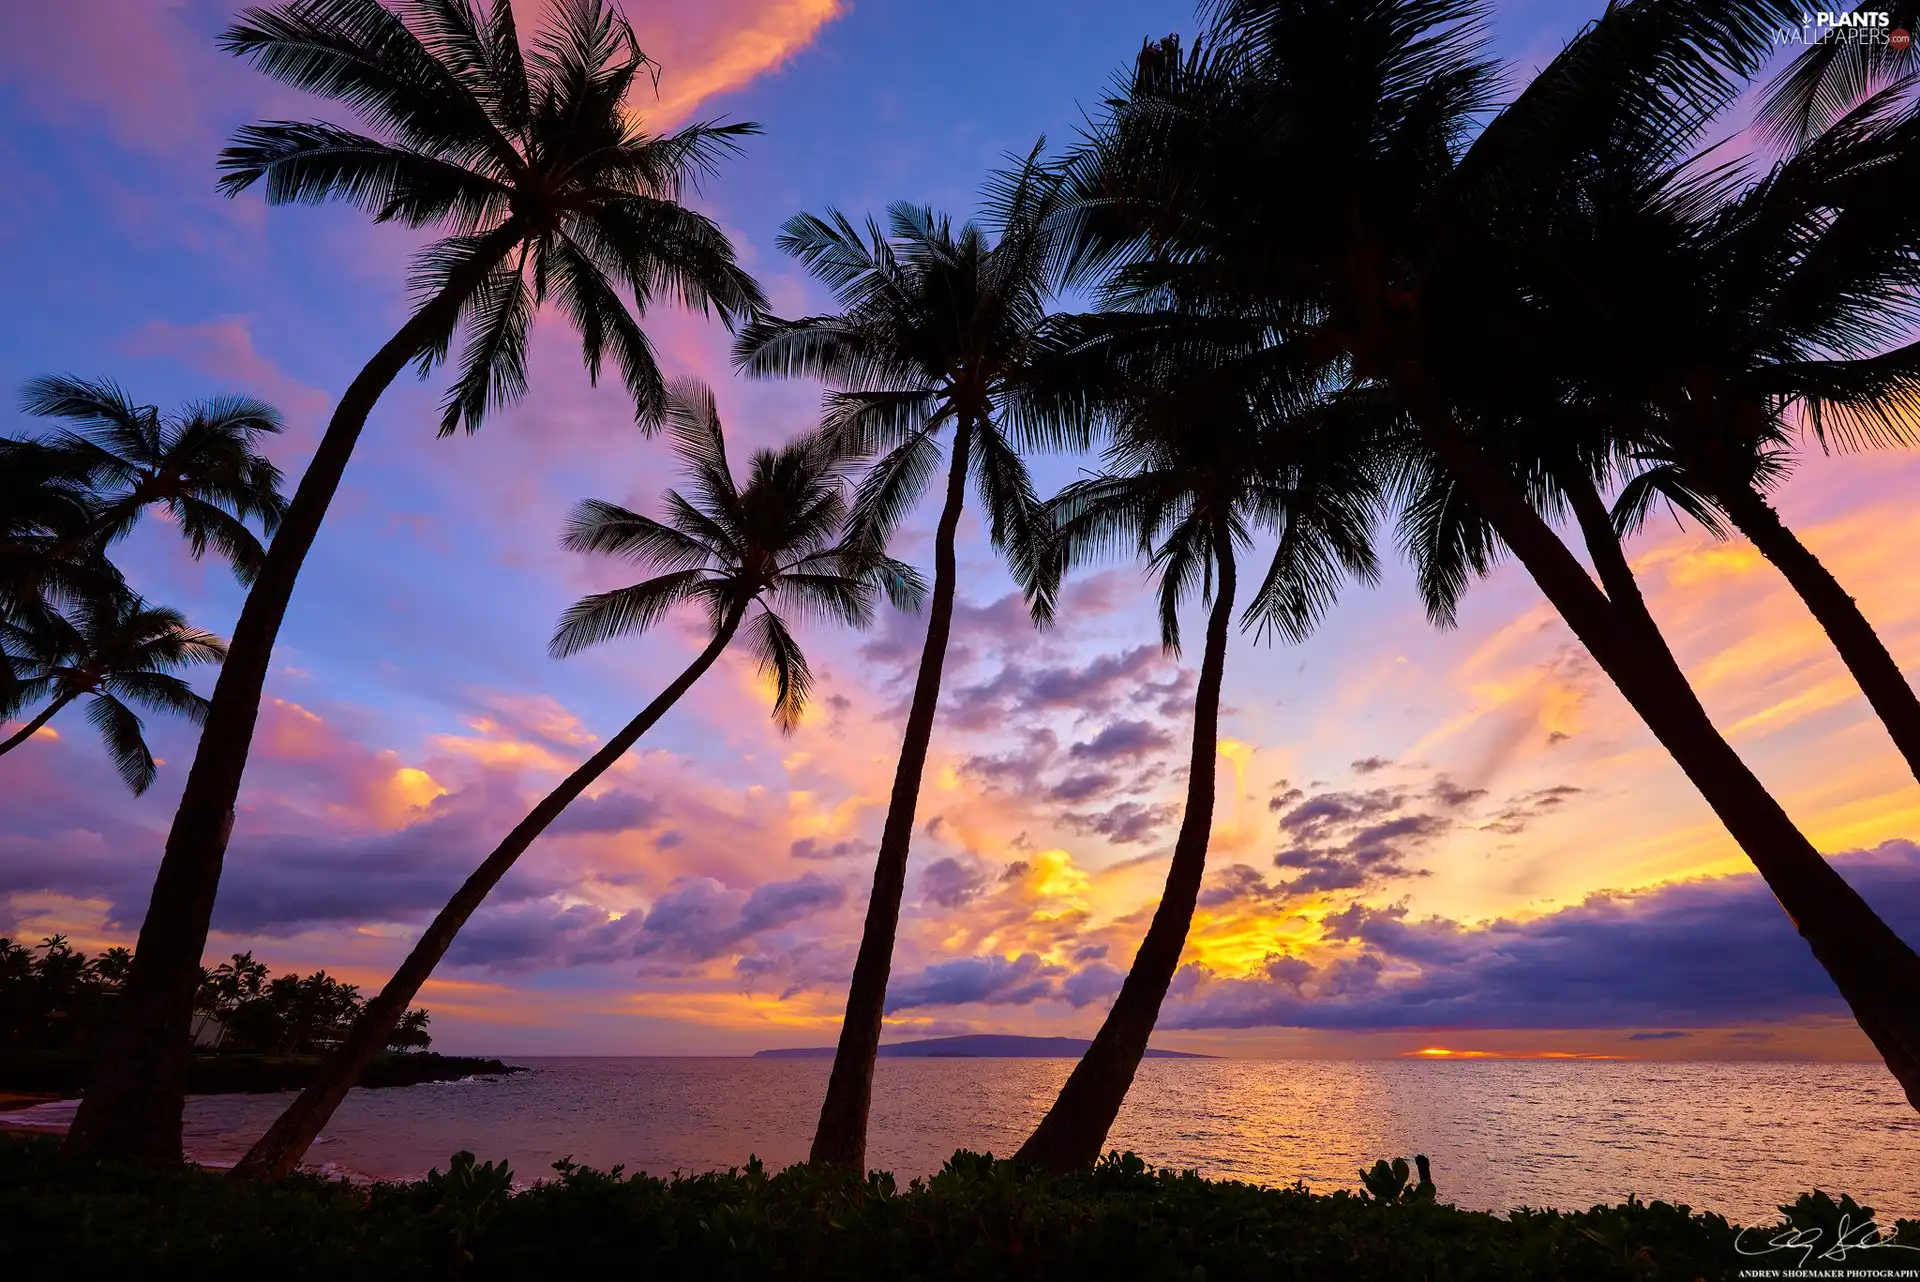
[6,1057,1913,1222]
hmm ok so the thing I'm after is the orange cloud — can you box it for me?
[627,0,845,125]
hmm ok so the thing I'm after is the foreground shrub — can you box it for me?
[0,1136,1910,1280]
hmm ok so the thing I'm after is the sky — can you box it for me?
[3,0,1919,1062]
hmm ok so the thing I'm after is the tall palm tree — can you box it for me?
[1511,83,1920,786]
[70,0,764,1163]
[18,375,288,582]
[733,159,1088,1171]
[1061,0,1920,1110]
[229,380,923,1179]
[0,590,226,794]
[1014,337,1385,1173]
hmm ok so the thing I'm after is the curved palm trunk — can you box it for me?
[66,222,525,1165]
[0,691,77,756]
[231,608,742,1180]
[1016,540,1235,1173]
[1417,405,1920,1108]
[1713,481,1920,788]
[809,417,975,1172]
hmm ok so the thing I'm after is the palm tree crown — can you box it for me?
[18,375,288,582]
[0,591,226,794]
[218,0,766,434]
[734,158,1087,575]
[552,379,925,727]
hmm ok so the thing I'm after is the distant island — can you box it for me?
[755,1034,1214,1059]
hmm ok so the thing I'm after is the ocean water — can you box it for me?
[7,1057,1915,1222]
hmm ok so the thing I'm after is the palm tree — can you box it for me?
[17,375,288,582]
[1060,0,1920,1110]
[1511,84,1920,786]
[732,159,1088,1171]
[229,379,923,1179]
[70,0,764,1164]
[1014,336,1385,1173]
[0,590,226,793]
[0,440,122,706]
[1756,3,1918,148]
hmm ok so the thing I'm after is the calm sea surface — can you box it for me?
[7,1058,1915,1221]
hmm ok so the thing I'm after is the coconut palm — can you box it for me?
[1059,0,1920,1113]
[1757,3,1918,148]
[732,158,1088,1171]
[230,379,923,1179]
[0,590,226,793]
[0,439,116,712]
[1508,83,1920,786]
[1014,335,1386,1173]
[17,375,288,582]
[71,0,764,1164]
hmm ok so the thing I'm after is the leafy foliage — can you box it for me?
[0,939,428,1055]
[2,1137,1905,1280]
[217,0,765,434]
[193,951,433,1056]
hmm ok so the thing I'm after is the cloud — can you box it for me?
[920,856,994,909]
[1268,777,1484,896]
[631,0,845,124]
[1059,800,1179,845]
[1070,720,1175,762]
[790,836,874,861]
[633,872,845,965]
[884,951,1062,1012]
[1164,840,1920,1032]
[545,790,663,836]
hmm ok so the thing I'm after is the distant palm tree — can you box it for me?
[231,379,923,1180]
[733,157,1089,1171]
[18,375,287,581]
[0,591,226,793]
[1014,337,1385,1172]
[72,0,764,1164]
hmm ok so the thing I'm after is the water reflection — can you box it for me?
[7,1058,1909,1221]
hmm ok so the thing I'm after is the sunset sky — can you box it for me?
[3,0,1918,1061]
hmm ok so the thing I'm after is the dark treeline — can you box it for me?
[0,937,430,1056]
[2,0,1918,1194]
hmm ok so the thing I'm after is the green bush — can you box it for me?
[1,1134,1910,1281]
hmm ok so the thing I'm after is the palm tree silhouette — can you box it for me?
[1757,3,1918,148]
[18,375,287,582]
[1060,0,1920,1113]
[734,157,1088,1170]
[1014,336,1386,1172]
[1509,83,1920,787]
[230,378,922,1179]
[0,591,226,793]
[73,0,765,1163]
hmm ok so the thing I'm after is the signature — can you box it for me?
[1735,1217,1920,1268]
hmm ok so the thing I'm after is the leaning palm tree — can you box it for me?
[1013,337,1384,1173]
[17,375,287,582]
[1061,0,1920,1110]
[0,590,226,794]
[1516,83,1920,786]
[229,379,923,1179]
[733,158,1088,1171]
[71,0,764,1163]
